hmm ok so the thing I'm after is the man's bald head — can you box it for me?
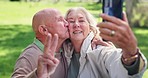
[32,8,60,33]
[31,8,69,44]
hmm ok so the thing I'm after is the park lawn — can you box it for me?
[0,1,148,78]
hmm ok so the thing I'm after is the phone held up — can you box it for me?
[102,0,124,41]
[102,0,124,21]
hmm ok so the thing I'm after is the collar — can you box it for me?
[33,38,44,52]
[63,32,94,65]
[33,38,63,53]
[80,31,94,57]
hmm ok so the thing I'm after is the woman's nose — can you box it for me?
[74,21,80,28]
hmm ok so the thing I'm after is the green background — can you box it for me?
[0,0,148,78]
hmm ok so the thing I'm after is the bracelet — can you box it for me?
[122,53,139,62]
[122,49,139,64]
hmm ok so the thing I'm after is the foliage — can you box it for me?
[0,1,148,78]
[10,0,20,1]
[132,2,148,27]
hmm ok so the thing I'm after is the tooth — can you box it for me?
[73,31,82,34]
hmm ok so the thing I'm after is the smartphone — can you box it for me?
[102,0,123,41]
[102,0,124,20]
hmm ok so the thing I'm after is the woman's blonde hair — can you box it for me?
[65,7,100,36]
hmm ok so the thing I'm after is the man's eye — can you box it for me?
[58,17,64,22]
[58,18,62,21]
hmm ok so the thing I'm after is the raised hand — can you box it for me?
[37,33,59,78]
[98,13,137,60]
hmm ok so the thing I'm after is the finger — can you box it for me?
[46,58,59,67]
[108,42,114,46]
[91,39,113,48]
[100,31,121,41]
[99,13,123,26]
[100,31,121,46]
[97,40,111,46]
[98,22,118,31]
[91,40,97,49]
[42,53,59,66]
[100,32,127,48]
[50,34,58,56]
[99,23,130,42]
[52,58,59,66]
[43,52,54,60]
[99,28,112,36]
[122,12,128,23]
[100,33,111,41]
[45,59,55,67]
[40,55,55,66]
[38,55,44,64]
[44,33,52,54]
[38,55,52,65]
[122,12,131,31]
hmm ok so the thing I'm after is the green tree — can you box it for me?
[125,0,148,27]
[125,0,139,27]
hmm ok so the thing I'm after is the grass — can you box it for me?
[0,1,102,25]
[0,1,148,78]
[133,27,148,58]
[0,25,34,78]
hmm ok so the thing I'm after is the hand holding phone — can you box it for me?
[102,0,124,41]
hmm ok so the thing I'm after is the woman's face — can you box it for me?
[67,10,90,41]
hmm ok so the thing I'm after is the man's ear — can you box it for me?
[38,25,48,35]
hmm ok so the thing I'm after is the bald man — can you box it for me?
[11,8,69,78]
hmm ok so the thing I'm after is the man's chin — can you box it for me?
[65,32,70,38]
[61,34,69,40]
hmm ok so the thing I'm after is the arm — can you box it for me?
[12,34,59,78]
[99,12,138,66]
[98,12,147,76]
[11,57,38,78]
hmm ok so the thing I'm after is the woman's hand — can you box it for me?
[98,13,138,64]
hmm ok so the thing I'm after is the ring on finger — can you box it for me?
[110,30,115,37]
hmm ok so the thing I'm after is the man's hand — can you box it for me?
[91,37,113,49]
[37,33,59,78]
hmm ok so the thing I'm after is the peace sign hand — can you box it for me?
[37,33,59,78]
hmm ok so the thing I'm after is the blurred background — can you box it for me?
[0,0,148,78]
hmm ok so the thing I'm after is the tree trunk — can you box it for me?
[125,0,139,27]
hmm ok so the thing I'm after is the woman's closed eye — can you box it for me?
[79,20,85,23]
[69,20,75,23]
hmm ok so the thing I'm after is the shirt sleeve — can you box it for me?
[11,57,38,78]
[122,53,145,75]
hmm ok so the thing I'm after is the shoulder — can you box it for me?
[20,43,42,58]
[16,43,42,68]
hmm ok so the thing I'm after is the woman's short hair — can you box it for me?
[65,7,99,35]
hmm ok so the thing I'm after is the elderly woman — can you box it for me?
[63,7,147,78]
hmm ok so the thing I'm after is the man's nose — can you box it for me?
[64,20,68,27]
